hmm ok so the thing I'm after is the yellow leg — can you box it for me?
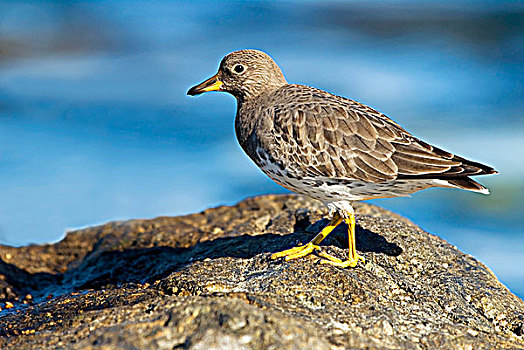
[319,212,365,268]
[271,213,343,261]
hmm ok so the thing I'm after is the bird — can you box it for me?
[187,49,497,268]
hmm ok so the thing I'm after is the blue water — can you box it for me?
[1,1,523,297]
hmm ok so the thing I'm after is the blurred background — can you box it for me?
[0,1,522,296]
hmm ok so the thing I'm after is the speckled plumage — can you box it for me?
[188,49,497,266]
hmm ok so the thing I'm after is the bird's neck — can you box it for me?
[234,80,286,156]
[235,98,256,150]
[234,93,269,158]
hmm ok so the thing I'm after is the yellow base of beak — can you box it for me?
[187,74,223,95]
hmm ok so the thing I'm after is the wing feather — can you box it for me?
[257,85,496,183]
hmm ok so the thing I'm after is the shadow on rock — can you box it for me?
[0,259,60,300]
[1,218,402,298]
[304,218,403,257]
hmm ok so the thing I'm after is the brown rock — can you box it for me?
[0,194,522,349]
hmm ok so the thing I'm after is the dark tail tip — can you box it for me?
[446,178,490,194]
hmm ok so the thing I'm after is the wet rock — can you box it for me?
[0,194,522,349]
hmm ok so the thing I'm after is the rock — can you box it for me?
[0,194,522,349]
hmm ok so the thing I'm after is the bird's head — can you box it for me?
[187,49,287,101]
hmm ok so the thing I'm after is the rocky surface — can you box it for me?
[0,194,522,349]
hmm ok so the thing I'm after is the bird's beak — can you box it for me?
[187,74,223,96]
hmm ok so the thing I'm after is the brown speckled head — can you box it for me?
[187,49,287,101]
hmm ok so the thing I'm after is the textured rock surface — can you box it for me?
[0,194,522,349]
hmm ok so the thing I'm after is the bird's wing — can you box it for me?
[259,85,494,183]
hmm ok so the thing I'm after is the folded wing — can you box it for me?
[263,86,496,186]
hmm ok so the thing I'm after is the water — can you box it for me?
[1,1,523,297]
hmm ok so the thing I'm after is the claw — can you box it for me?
[271,242,321,261]
[318,251,365,268]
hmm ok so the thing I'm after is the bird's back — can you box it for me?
[237,83,496,201]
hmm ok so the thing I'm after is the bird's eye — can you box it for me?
[233,64,245,74]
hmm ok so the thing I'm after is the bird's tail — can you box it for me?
[436,177,490,195]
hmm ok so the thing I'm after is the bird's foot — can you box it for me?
[271,242,321,261]
[317,251,365,268]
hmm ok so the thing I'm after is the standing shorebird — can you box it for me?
[187,49,497,268]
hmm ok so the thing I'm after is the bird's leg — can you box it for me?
[271,213,343,261]
[318,210,365,268]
